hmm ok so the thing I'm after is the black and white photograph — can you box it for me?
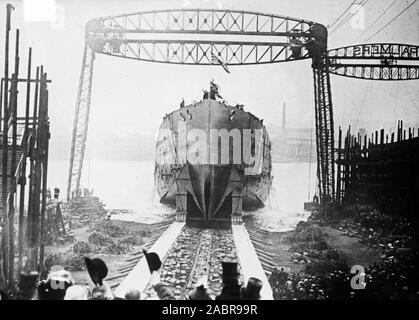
[0,0,418,310]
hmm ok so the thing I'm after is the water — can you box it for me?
[48,160,316,231]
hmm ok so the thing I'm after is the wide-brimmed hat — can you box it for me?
[84,257,108,286]
[143,250,162,273]
[240,277,262,300]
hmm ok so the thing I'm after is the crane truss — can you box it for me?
[314,64,335,204]
[86,9,315,65]
[94,9,313,36]
[328,44,419,80]
[67,10,318,200]
[67,44,94,199]
[99,40,310,65]
[67,8,419,208]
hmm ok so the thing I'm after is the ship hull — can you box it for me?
[155,99,272,222]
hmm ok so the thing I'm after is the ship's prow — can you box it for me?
[155,83,272,226]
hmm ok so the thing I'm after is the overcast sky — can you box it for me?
[0,0,418,161]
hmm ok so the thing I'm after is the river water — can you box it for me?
[48,160,316,232]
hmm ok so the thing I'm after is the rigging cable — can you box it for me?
[328,0,357,29]
[354,0,398,42]
[330,0,370,35]
[364,0,417,42]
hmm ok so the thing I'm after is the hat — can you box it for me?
[37,269,74,300]
[221,261,239,283]
[143,250,162,273]
[18,270,39,300]
[240,277,262,300]
[84,257,108,286]
[37,278,72,300]
[153,283,175,300]
[47,269,74,286]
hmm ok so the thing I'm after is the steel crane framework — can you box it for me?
[67,9,419,205]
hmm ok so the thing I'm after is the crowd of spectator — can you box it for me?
[270,249,419,300]
[0,251,264,301]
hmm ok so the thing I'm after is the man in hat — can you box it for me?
[84,257,114,300]
[216,261,241,300]
[188,275,212,300]
[37,268,74,300]
[240,277,263,300]
[53,187,60,201]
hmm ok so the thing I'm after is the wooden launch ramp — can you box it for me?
[113,220,274,300]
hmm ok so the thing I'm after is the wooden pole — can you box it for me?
[26,67,39,269]
[8,28,20,287]
[400,120,403,141]
[336,127,342,205]
[39,74,49,271]
[1,4,14,289]
[30,66,45,271]
[17,47,31,276]
[0,78,3,136]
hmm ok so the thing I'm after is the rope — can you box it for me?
[365,0,417,42]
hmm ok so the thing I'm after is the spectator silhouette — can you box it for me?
[125,288,141,300]
[240,277,262,300]
[37,269,74,300]
[216,262,241,300]
[84,257,113,300]
[188,275,212,300]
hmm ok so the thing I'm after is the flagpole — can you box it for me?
[210,46,214,80]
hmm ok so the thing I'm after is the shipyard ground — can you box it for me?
[41,196,412,300]
[267,225,381,275]
[43,220,164,286]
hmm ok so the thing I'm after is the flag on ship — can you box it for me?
[211,52,230,73]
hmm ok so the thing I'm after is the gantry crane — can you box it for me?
[67,9,419,205]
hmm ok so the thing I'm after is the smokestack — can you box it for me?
[282,103,286,128]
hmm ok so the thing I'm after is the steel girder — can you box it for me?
[85,9,315,65]
[67,8,419,205]
[328,44,419,80]
[93,9,314,36]
[313,65,335,205]
[66,44,94,200]
[67,9,319,200]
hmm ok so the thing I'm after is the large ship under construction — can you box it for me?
[155,83,272,225]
